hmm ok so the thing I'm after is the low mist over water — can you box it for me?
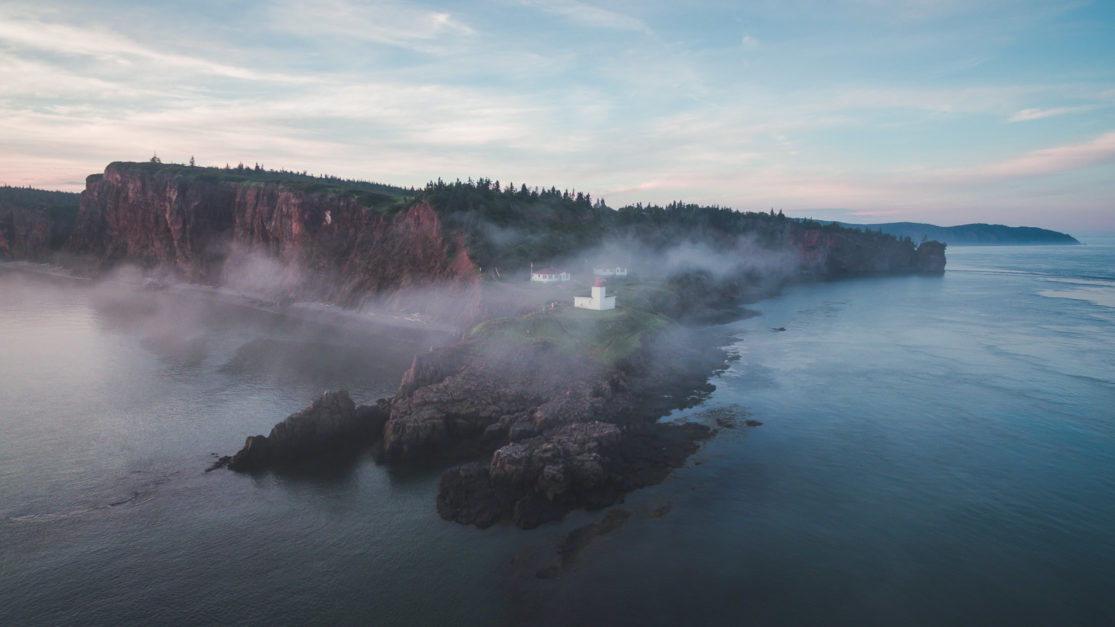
[3,239,1115,625]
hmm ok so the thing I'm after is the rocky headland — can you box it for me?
[4,160,953,529]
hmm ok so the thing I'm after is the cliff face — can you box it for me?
[68,163,480,312]
[69,167,236,277]
[793,227,945,277]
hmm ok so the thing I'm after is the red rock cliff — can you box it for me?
[68,163,480,314]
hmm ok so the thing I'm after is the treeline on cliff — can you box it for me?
[416,177,945,279]
[121,160,419,214]
[0,186,80,260]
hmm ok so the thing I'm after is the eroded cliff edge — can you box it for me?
[66,162,481,319]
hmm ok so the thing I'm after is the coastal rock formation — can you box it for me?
[225,322,729,527]
[442,420,711,529]
[794,227,946,277]
[914,240,947,272]
[381,340,615,463]
[385,326,728,529]
[67,163,481,320]
[227,390,389,472]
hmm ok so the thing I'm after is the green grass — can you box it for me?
[469,305,669,367]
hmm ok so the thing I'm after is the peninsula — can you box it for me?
[6,161,950,528]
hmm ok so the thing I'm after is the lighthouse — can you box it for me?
[574,276,616,311]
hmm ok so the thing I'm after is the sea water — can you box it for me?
[2,240,1114,626]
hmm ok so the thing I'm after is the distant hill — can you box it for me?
[834,221,1079,246]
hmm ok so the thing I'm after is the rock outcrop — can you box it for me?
[227,390,389,472]
[223,321,730,527]
[380,340,614,463]
[438,420,711,529]
[914,240,947,272]
[794,227,946,277]
[381,325,731,529]
[67,163,482,321]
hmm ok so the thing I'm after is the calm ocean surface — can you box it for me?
[2,239,1114,626]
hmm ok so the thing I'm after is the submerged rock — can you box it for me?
[536,508,633,579]
[227,390,388,472]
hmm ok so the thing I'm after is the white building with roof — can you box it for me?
[530,266,571,283]
[574,277,616,311]
[592,264,628,277]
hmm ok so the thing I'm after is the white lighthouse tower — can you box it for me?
[574,276,616,311]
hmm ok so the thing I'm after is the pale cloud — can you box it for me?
[515,0,652,34]
[955,131,1115,180]
[0,12,305,83]
[1008,105,1096,122]
[825,84,1029,115]
[604,177,704,196]
[741,35,760,50]
[0,52,158,100]
[267,0,474,51]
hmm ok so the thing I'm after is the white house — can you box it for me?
[530,266,571,283]
[592,264,628,277]
[574,277,616,311]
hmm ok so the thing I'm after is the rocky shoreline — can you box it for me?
[219,322,739,529]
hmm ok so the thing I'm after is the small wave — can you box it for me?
[1042,277,1115,288]
[948,266,1042,277]
[7,507,94,524]
[6,493,157,526]
[6,471,174,525]
[1037,288,1115,309]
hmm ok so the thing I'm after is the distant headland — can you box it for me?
[833,221,1080,246]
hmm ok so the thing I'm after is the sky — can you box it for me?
[1,0,1113,233]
